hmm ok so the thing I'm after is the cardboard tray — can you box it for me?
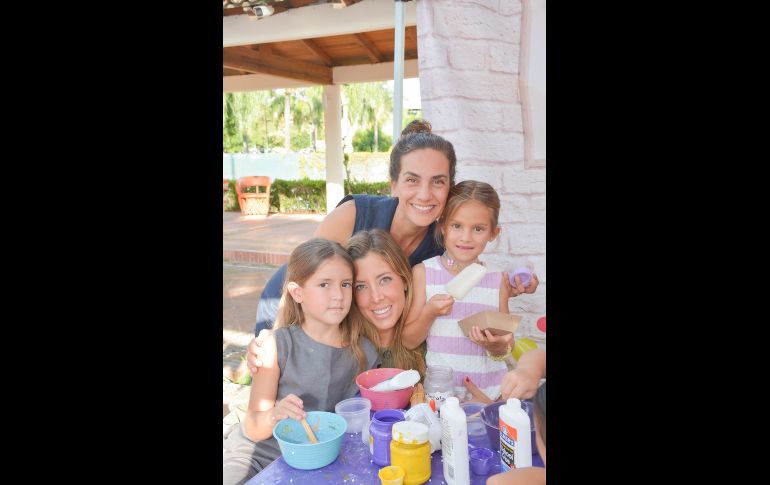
[458,310,522,337]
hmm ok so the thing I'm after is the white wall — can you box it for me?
[416,0,546,343]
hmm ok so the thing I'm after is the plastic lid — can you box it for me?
[391,421,429,444]
[335,397,371,413]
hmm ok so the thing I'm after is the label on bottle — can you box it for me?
[426,390,452,409]
[441,415,455,481]
[369,435,374,455]
[499,419,518,472]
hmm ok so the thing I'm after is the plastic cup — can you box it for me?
[461,401,490,449]
[469,447,494,475]
[378,465,405,485]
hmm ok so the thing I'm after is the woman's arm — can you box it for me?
[402,264,454,349]
[498,348,546,400]
[247,329,272,375]
[487,467,546,485]
[242,334,307,442]
[312,199,356,244]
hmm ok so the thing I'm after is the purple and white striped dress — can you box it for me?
[423,255,508,400]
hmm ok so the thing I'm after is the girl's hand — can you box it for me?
[426,294,454,317]
[502,272,540,298]
[499,367,540,400]
[270,394,306,422]
[247,329,273,375]
[468,326,513,355]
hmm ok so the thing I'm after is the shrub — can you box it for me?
[352,128,393,152]
[225,177,391,214]
[270,179,327,213]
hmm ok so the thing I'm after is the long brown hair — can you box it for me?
[389,119,457,187]
[434,180,501,248]
[346,229,426,377]
[276,238,368,374]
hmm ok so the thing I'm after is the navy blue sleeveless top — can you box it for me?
[341,194,443,267]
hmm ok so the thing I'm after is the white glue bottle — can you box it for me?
[499,398,532,471]
[440,397,470,485]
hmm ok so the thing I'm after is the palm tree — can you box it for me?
[291,87,324,151]
[344,82,393,152]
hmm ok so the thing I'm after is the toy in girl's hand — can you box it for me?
[512,337,538,361]
[509,267,533,288]
[445,263,487,299]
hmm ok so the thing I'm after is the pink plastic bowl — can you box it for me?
[355,368,414,411]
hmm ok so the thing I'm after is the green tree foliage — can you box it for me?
[223,93,241,153]
[344,82,393,152]
[352,128,393,152]
[223,88,326,154]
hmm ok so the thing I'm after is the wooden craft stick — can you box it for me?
[300,417,319,444]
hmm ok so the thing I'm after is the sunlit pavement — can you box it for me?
[223,211,321,415]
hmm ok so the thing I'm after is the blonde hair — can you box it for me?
[276,238,368,374]
[346,229,426,377]
[434,180,501,248]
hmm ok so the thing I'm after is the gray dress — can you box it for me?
[223,324,380,485]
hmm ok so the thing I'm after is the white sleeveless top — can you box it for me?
[423,256,508,400]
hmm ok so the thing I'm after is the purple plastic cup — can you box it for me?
[509,267,532,288]
[461,401,490,449]
[469,447,494,475]
[480,401,505,452]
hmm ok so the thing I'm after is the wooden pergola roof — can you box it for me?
[223,0,418,86]
[223,26,417,85]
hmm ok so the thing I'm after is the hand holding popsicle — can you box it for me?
[425,294,455,317]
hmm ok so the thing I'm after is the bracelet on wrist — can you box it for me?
[486,345,512,361]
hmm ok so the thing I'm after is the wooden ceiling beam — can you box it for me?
[405,25,415,42]
[353,33,383,63]
[300,39,333,67]
[223,2,293,17]
[223,46,332,84]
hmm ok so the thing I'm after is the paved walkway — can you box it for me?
[223,211,323,416]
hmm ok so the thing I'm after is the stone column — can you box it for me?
[323,84,344,213]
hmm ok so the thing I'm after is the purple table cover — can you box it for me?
[247,432,544,484]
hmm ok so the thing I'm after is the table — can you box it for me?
[248,432,544,484]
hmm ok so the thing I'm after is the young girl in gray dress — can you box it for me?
[223,239,380,485]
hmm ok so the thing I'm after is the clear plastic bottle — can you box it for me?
[499,398,532,471]
[440,397,470,485]
[424,365,454,409]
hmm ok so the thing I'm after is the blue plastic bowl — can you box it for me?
[273,411,347,470]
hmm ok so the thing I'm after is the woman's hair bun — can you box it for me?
[400,119,432,137]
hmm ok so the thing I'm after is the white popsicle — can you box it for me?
[370,369,420,391]
[445,263,487,300]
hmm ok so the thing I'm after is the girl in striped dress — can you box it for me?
[404,180,525,401]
